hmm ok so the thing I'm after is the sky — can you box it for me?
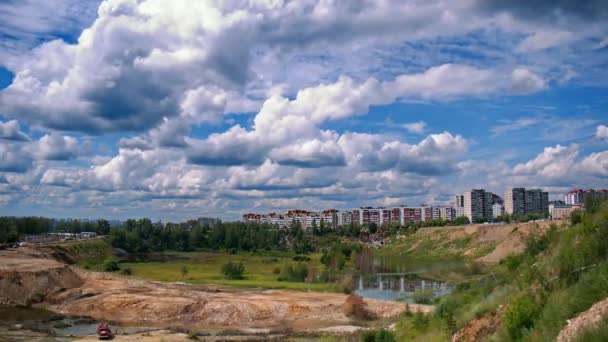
[0,0,607,221]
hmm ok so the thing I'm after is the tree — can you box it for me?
[369,222,378,234]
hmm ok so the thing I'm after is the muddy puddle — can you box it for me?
[0,306,152,340]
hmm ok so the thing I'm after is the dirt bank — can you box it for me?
[387,221,557,263]
[0,248,413,334]
[451,306,503,342]
[557,297,608,342]
[0,248,83,306]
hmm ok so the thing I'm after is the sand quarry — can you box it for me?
[0,247,423,338]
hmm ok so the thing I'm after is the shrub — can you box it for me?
[120,267,132,275]
[362,329,396,342]
[292,255,311,262]
[221,261,245,280]
[413,288,434,304]
[412,311,429,329]
[272,266,281,274]
[181,265,189,278]
[338,275,353,294]
[277,262,308,282]
[102,257,120,272]
[503,294,538,340]
[342,294,374,320]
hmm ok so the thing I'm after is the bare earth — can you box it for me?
[0,247,421,336]
[557,297,608,342]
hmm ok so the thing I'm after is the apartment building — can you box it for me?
[454,206,465,219]
[492,203,504,219]
[504,187,526,215]
[402,207,422,225]
[438,207,455,221]
[565,189,608,205]
[504,187,549,217]
[463,189,494,223]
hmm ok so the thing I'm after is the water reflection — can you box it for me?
[353,273,451,302]
[353,251,459,302]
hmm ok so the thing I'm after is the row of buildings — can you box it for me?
[564,189,608,205]
[242,188,604,229]
[242,206,457,230]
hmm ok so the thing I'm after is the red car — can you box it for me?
[97,323,114,340]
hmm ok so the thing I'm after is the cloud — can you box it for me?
[491,118,542,136]
[402,121,427,134]
[0,120,30,141]
[597,125,608,140]
[33,133,79,160]
[0,143,32,173]
[0,0,99,61]
[0,0,552,135]
[510,68,546,94]
[187,64,537,168]
[269,137,346,168]
[516,30,575,52]
[512,144,579,181]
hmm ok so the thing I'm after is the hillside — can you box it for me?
[389,201,608,341]
[379,221,557,262]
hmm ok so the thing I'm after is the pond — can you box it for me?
[352,253,464,303]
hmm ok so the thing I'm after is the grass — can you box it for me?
[376,229,496,261]
[49,238,113,265]
[121,251,343,292]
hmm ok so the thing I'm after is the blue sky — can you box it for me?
[0,0,607,221]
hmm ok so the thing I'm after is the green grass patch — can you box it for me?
[121,251,342,292]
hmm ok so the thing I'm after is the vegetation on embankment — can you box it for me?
[390,199,608,341]
[377,221,556,262]
[42,238,113,266]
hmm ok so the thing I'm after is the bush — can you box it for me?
[221,261,245,280]
[412,311,429,329]
[362,329,396,342]
[292,255,311,262]
[342,294,374,320]
[120,267,132,275]
[272,266,281,274]
[102,257,120,272]
[413,288,434,304]
[503,294,538,340]
[181,265,189,278]
[277,262,308,282]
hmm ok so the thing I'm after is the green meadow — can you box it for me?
[121,251,344,292]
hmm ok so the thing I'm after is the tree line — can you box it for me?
[0,216,112,244]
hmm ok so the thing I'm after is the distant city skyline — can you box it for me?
[0,1,607,221]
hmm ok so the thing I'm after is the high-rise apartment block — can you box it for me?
[462,189,495,222]
[504,187,549,217]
